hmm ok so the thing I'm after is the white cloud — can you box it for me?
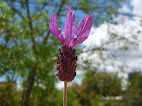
[82,0,142,72]
[131,0,142,16]
[82,25,109,48]
[119,0,142,16]
[119,3,131,13]
[56,81,64,89]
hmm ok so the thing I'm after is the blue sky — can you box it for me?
[1,0,142,89]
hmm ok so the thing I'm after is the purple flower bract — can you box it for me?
[49,6,93,48]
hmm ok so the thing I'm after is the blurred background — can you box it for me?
[0,0,142,106]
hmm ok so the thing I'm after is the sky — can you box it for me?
[0,0,142,90]
[56,0,142,89]
[82,0,142,70]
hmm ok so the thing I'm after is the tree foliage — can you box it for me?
[80,70,121,106]
[0,0,137,105]
[122,72,142,106]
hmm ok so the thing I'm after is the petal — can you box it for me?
[49,14,61,36]
[72,14,93,47]
[57,33,65,46]
[49,14,65,46]
[64,6,76,47]
[70,38,77,47]
[70,37,88,47]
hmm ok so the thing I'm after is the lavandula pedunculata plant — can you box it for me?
[49,6,93,106]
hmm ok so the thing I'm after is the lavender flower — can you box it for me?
[49,6,93,82]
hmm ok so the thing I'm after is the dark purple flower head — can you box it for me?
[49,6,93,82]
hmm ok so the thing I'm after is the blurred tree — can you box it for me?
[67,88,82,106]
[0,82,18,105]
[0,1,61,105]
[68,83,80,98]
[0,0,132,105]
[30,86,81,106]
[122,71,142,106]
[79,70,121,106]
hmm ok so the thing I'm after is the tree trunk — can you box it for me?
[21,69,36,106]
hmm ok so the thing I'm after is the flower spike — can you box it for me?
[49,6,93,82]
[49,6,93,106]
